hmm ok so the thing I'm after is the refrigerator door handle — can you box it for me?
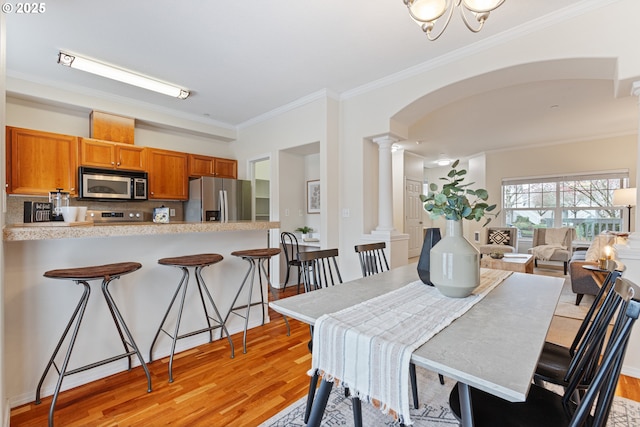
[220,190,228,222]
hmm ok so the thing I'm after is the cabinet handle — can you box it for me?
[111,161,115,165]
[117,162,121,166]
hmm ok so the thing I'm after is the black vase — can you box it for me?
[417,227,441,286]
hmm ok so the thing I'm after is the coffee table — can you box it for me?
[481,253,534,274]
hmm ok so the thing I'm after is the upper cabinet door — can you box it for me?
[214,157,237,179]
[79,138,145,171]
[6,127,78,196]
[188,154,237,179]
[188,154,215,177]
[146,148,188,200]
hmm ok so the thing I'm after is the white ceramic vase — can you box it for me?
[429,220,480,298]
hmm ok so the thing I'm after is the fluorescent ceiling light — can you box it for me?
[58,51,190,99]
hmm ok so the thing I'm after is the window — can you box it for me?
[503,172,628,241]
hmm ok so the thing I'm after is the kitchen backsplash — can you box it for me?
[5,196,184,225]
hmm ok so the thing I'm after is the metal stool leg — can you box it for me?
[149,269,189,362]
[167,268,191,382]
[35,281,91,427]
[259,257,290,336]
[194,266,235,358]
[193,266,215,342]
[223,257,256,354]
[102,279,152,392]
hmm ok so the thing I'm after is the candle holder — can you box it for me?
[598,257,608,269]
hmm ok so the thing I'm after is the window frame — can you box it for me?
[502,171,628,242]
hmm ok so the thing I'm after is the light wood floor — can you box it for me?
[10,286,640,426]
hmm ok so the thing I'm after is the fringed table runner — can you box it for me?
[311,268,512,425]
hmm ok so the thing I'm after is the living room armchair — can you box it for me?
[478,227,518,256]
[528,227,576,275]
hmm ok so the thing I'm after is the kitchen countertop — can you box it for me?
[3,220,280,241]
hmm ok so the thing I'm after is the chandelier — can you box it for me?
[403,0,506,41]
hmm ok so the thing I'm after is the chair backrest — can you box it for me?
[354,242,389,277]
[562,263,625,388]
[298,248,342,292]
[531,227,576,251]
[564,277,640,427]
[484,227,518,250]
[280,232,299,265]
[568,261,623,356]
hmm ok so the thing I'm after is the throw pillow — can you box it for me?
[488,230,511,245]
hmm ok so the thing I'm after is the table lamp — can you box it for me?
[613,187,637,232]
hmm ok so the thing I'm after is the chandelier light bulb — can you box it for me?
[409,0,447,22]
[403,0,506,41]
[462,0,504,13]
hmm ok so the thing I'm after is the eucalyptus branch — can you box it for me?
[420,160,499,226]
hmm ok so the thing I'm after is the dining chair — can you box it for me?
[298,249,355,423]
[299,248,342,293]
[535,261,623,393]
[449,276,640,427]
[354,241,444,410]
[280,231,302,293]
[354,242,389,277]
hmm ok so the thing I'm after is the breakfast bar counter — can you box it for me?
[3,220,280,241]
[3,221,282,408]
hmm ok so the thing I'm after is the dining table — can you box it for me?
[268,263,565,427]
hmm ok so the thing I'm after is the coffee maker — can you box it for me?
[49,188,69,222]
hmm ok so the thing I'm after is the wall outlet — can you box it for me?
[170,209,176,217]
[342,208,350,218]
[285,208,290,217]
[474,231,480,242]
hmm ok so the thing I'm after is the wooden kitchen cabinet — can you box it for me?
[214,157,237,179]
[79,138,145,171]
[6,127,78,196]
[145,147,188,200]
[188,154,237,179]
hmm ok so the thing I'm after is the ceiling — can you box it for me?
[5,0,639,164]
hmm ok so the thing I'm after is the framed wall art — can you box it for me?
[307,180,320,214]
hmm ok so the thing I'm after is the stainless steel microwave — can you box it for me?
[78,167,148,200]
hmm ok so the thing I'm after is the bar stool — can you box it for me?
[225,248,288,353]
[149,253,234,382]
[35,262,151,427]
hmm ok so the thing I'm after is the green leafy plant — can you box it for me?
[420,160,498,226]
[295,226,313,234]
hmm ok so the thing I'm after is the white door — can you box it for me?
[405,178,424,258]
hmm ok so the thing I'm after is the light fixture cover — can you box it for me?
[613,188,637,207]
[409,0,448,22]
[58,51,190,99]
[462,0,504,13]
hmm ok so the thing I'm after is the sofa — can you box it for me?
[568,233,626,306]
[568,250,599,306]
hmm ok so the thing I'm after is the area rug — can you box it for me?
[259,367,640,427]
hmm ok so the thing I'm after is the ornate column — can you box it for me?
[362,135,409,268]
[372,135,396,232]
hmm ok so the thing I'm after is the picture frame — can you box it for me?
[307,180,320,214]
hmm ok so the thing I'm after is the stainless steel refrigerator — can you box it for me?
[185,177,252,222]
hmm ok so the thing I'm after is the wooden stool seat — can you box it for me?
[158,254,223,268]
[44,262,142,281]
[149,253,233,382]
[231,248,281,259]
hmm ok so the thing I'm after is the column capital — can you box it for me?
[372,135,399,148]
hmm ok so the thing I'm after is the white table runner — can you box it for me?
[311,268,512,425]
